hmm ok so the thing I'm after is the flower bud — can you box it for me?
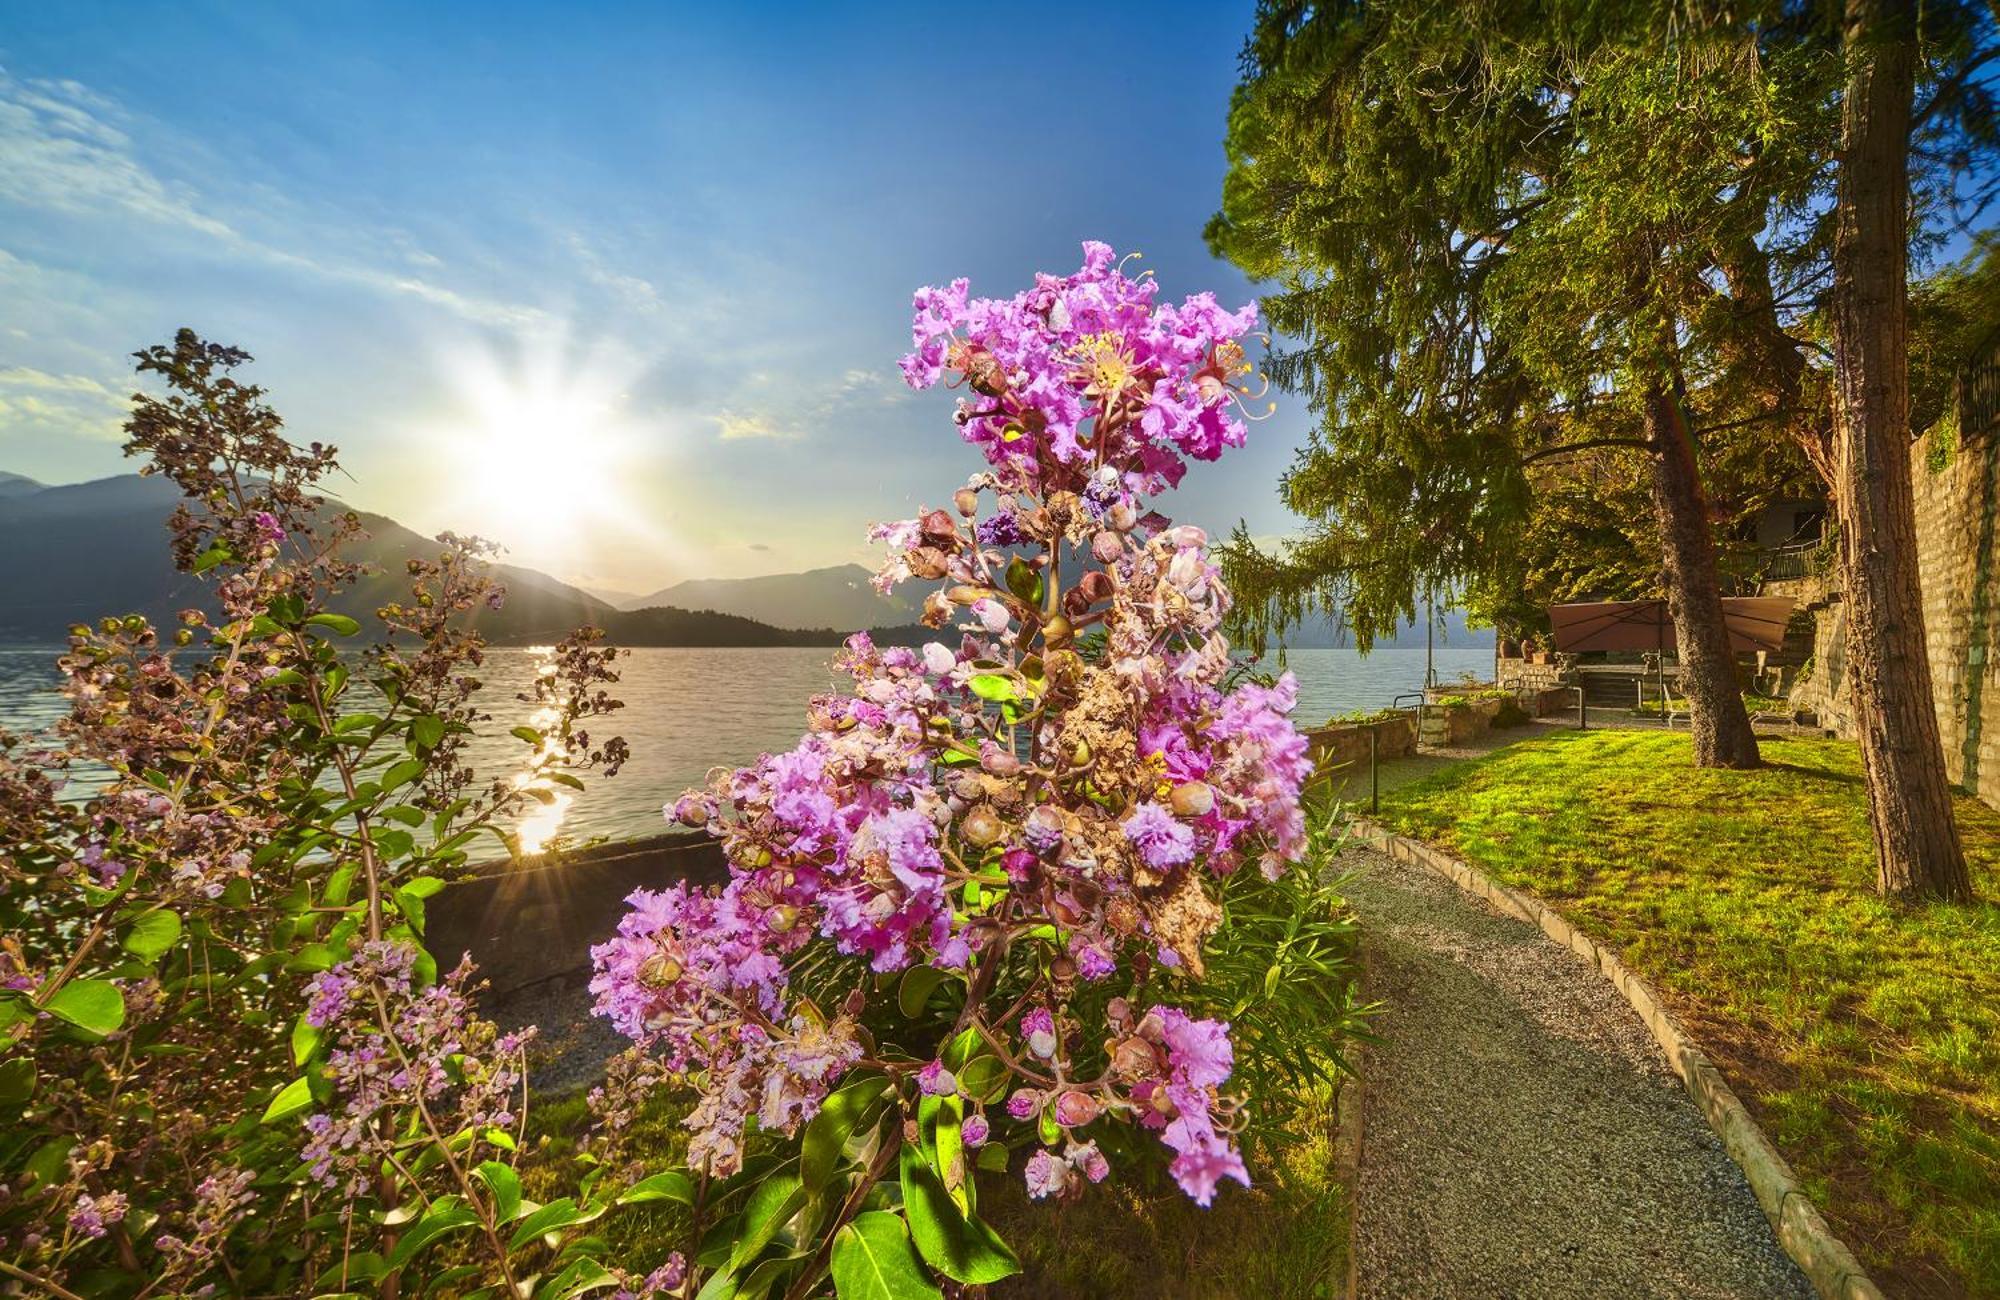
[1040,616,1073,648]
[954,487,980,517]
[1169,781,1215,818]
[638,951,682,987]
[1107,502,1138,532]
[1110,1035,1161,1078]
[908,547,949,580]
[964,346,1007,397]
[767,904,799,933]
[1091,530,1124,564]
[920,508,957,541]
[962,807,1005,847]
[1054,1090,1100,1127]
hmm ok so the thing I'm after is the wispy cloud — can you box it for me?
[0,73,236,238]
[707,366,912,442]
[0,70,546,331]
[714,409,799,441]
[0,365,129,442]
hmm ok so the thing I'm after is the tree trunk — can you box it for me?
[1831,0,1972,901]
[1644,383,1763,768]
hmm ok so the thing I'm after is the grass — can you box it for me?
[1629,692,1798,717]
[1374,729,2000,1299]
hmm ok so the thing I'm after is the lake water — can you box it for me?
[0,642,1491,848]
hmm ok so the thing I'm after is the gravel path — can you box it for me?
[1341,845,1814,1300]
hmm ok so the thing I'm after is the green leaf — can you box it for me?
[387,1202,480,1270]
[192,544,231,574]
[729,1173,805,1273]
[899,1147,1019,1285]
[801,1073,891,1192]
[535,1256,617,1300]
[0,1056,36,1107]
[966,673,1018,704]
[45,979,124,1036]
[953,1054,1008,1104]
[121,908,181,961]
[287,942,341,973]
[829,1211,941,1300]
[508,1197,582,1251]
[261,1075,314,1124]
[616,1169,696,1207]
[410,715,446,750]
[511,725,544,745]
[473,1160,522,1222]
[306,613,362,637]
[291,1014,322,1067]
[381,758,426,792]
[896,966,947,1020]
[1004,556,1042,606]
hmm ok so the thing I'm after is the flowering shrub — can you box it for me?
[590,245,1321,1296]
[0,333,666,1297]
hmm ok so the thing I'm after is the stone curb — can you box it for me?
[1332,1020,1366,1300]
[1346,819,1886,1300]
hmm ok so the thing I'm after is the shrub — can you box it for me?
[0,333,666,1297]
[587,245,1336,1296]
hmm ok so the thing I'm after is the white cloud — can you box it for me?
[707,365,912,442]
[0,70,547,332]
[0,70,236,239]
[713,409,798,441]
[0,365,129,442]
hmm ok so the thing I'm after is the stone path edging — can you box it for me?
[1346,819,1885,1300]
[1332,1039,1365,1300]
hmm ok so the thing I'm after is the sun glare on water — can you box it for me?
[511,645,573,855]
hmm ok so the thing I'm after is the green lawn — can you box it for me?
[1375,729,2000,1299]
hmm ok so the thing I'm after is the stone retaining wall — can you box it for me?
[1304,712,1419,774]
[426,832,726,998]
[1779,429,2000,809]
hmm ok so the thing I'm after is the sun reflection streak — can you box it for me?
[512,645,574,854]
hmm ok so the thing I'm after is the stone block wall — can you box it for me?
[1913,430,2000,807]
[1778,429,1999,809]
[1304,711,1420,775]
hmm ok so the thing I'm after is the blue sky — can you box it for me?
[0,0,1315,596]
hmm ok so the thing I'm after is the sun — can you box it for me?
[459,386,623,544]
[425,341,655,569]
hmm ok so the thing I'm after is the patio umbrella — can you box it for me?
[1547,596,1796,713]
[1546,596,1796,655]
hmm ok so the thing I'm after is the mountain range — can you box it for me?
[0,473,923,647]
[0,470,1489,650]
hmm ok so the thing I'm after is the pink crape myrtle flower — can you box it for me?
[591,245,1306,1210]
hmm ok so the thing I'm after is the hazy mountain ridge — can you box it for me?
[0,473,927,647]
[632,564,914,631]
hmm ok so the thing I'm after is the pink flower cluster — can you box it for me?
[300,943,529,1198]
[900,240,1261,493]
[591,246,1305,1206]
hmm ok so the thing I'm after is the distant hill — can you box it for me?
[0,472,927,648]
[1246,607,1494,651]
[634,564,914,631]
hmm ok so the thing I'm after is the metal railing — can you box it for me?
[1962,322,2000,444]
